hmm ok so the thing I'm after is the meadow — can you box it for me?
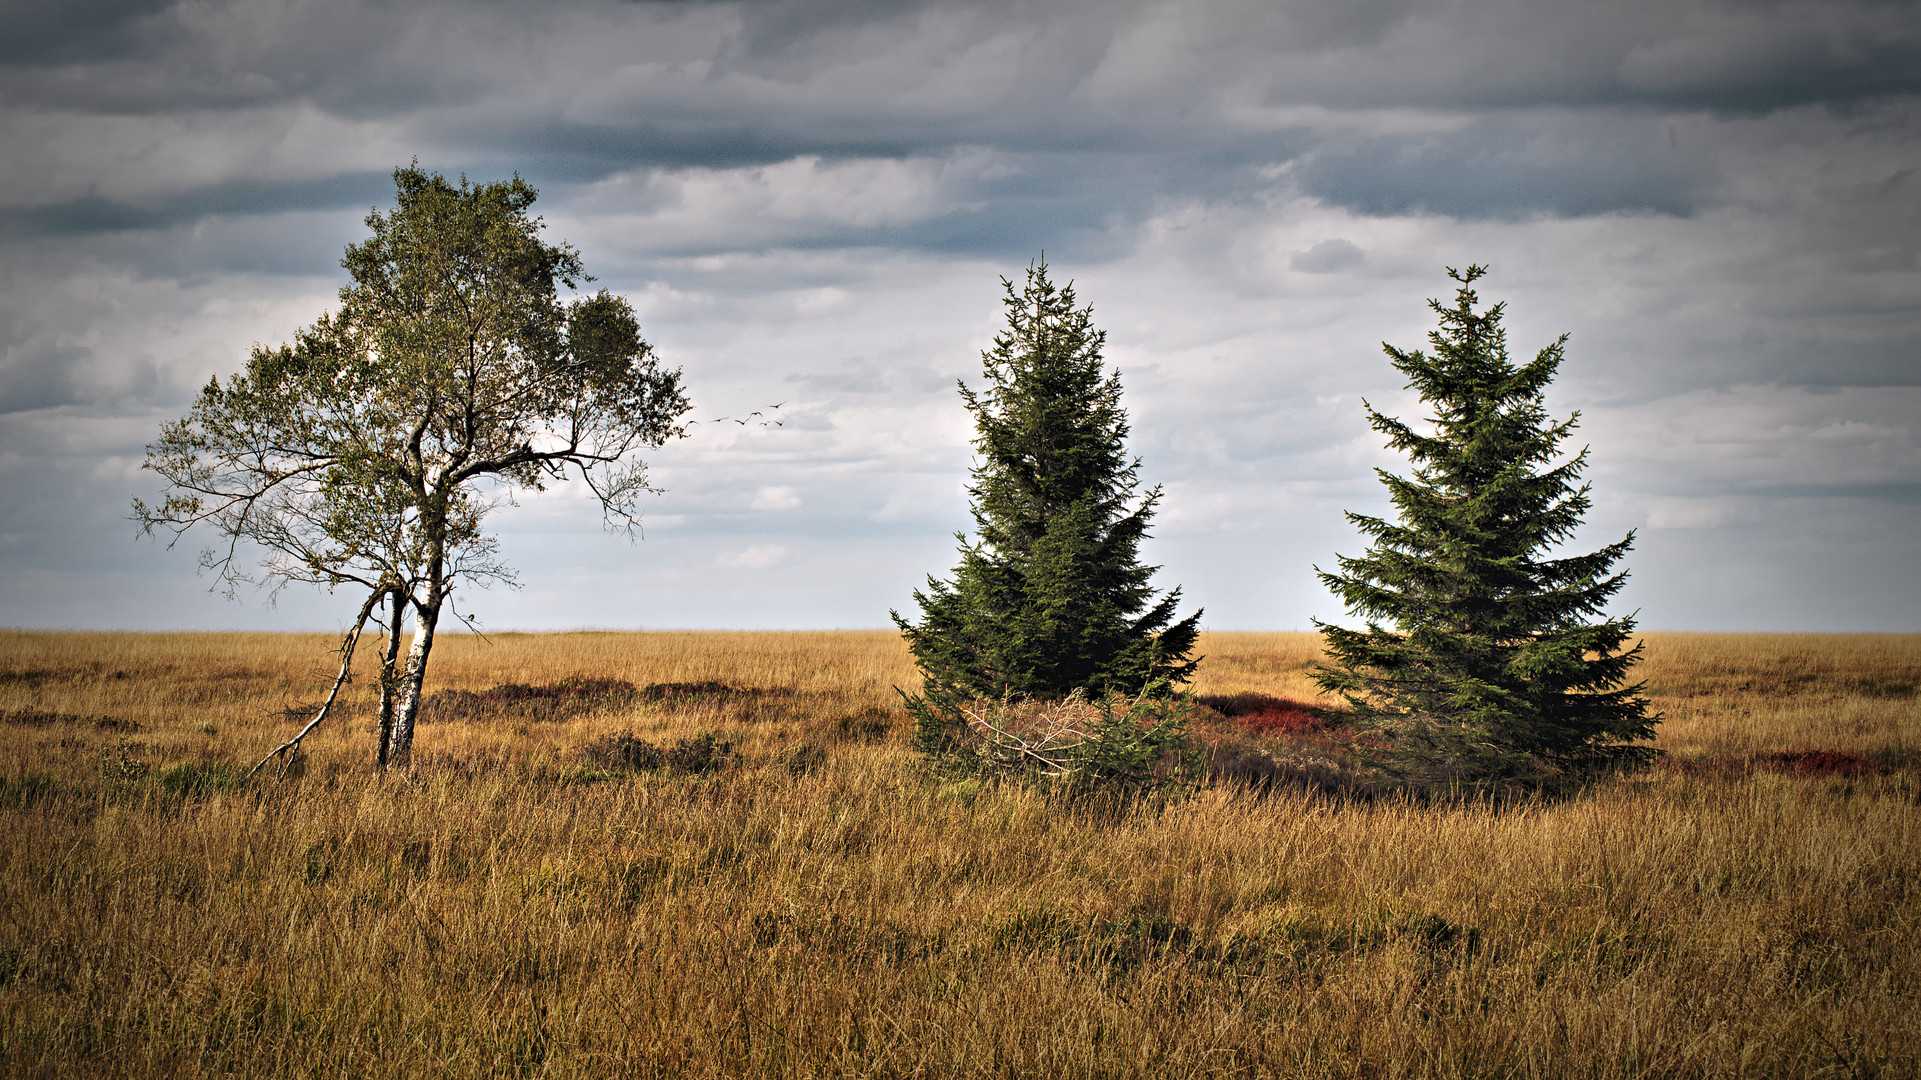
[1,629,1917,1078]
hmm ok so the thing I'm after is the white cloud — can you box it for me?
[750,486,803,511]
[568,149,1011,250]
[716,543,793,570]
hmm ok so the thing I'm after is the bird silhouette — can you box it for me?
[686,404,792,432]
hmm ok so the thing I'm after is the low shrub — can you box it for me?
[100,740,150,782]
[662,732,736,774]
[580,732,662,771]
[903,686,1204,798]
[579,731,737,775]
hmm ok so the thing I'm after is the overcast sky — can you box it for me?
[2,0,1917,633]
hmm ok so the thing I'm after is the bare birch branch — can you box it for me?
[248,586,387,781]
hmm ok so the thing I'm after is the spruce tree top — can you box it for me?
[1314,265,1657,784]
[895,261,1200,700]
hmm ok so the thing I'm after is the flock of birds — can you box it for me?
[687,401,787,428]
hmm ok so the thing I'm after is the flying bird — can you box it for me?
[685,404,791,431]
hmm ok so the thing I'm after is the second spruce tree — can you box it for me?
[1314,265,1658,788]
[894,261,1200,703]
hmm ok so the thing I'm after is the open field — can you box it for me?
[2,630,1918,1078]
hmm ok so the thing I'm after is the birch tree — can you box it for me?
[137,165,689,768]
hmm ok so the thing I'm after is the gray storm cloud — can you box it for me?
[1,0,1916,631]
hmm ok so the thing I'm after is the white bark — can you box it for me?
[385,599,440,768]
[374,588,408,769]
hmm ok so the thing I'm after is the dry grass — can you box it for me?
[2,629,1917,1078]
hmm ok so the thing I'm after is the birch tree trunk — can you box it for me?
[386,511,447,770]
[386,596,439,769]
[374,588,408,769]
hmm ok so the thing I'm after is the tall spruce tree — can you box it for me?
[894,260,1200,701]
[1314,265,1658,786]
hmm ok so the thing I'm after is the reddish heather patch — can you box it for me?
[1197,692,1340,737]
[1236,706,1327,736]
[1761,747,1889,777]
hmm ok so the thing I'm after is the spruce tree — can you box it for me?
[1314,265,1658,787]
[894,260,1200,702]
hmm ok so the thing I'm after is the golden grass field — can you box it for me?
[2,629,1917,1078]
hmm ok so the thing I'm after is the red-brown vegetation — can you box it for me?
[1196,691,1342,736]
